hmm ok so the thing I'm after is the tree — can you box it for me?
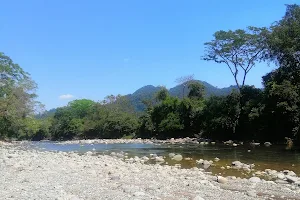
[203,27,267,91]
[188,81,205,99]
[265,4,300,71]
[68,99,95,118]
[0,52,40,139]
[175,75,194,98]
[262,4,300,144]
[155,87,169,101]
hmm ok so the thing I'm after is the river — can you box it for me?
[28,141,300,178]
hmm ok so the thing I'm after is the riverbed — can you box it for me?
[1,141,300,200]
[28,140,300,178]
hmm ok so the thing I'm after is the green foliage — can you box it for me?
[203,27,267,89]
[265,4,300,69]
[49,96,139,140]
[188,81,205,99]
[155,87,169,101]
[68,99,95,118]
[0,52,41,140]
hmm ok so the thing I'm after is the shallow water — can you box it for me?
[29,141,300,177]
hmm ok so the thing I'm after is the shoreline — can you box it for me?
[0,143,300,199]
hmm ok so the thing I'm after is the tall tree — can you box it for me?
[155,87,169,101]
[203,27,267,91]
[262,4,300,144]
[188,81,205,99]
[175,75,194,98]
[0,52,40,138]
[266,4,300,69]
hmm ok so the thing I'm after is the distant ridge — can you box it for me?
[127,80,237,112]
[41,81,238,114]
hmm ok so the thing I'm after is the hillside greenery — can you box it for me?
[1,4,299,145]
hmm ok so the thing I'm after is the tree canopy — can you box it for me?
[203,27,267,90]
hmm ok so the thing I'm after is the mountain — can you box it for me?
[169,80,237,98]
[127,81,237,112]
[126,85,161,111]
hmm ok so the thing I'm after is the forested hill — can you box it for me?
[126,80,238,112]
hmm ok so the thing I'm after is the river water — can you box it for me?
[29,141,300,177]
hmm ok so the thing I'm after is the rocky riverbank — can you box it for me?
[0,142,300,200]
[57,137,200,145]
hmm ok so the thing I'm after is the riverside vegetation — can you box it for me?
[1,4,300,146]
[1,4,300,200]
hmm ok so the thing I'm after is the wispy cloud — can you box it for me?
[59,94,75,100]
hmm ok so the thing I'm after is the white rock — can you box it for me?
[193,196,205,200]
[155,156,165,163]
[264,142,272,147]
[172,154,183,161]
[286,175,298,183]
[275,179,289,184]
[134,191,145,196]
[141,156,149,161]
[168,153,175,158]
[247,190,257,197]
[203,160,211,165]
[232,161,242,166]
[249,177,261,183]
[287,171,297,176]
[232,143,238,147]
[217,176,228,184]
[277,173,285,180]
[196,159,204,164]
[214,157,220,162]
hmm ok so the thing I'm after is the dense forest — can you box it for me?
[0,4,299,145]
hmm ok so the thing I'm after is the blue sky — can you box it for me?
[1,0,298,109]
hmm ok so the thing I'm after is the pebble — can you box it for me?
[247,190,257,197]
[155,156,165,163]
[168,153,175,158]
[172,154,183,161]
[133,191,146,196]
[214,157,220,162]
[217,176,228,184]
[193,196,205,200]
